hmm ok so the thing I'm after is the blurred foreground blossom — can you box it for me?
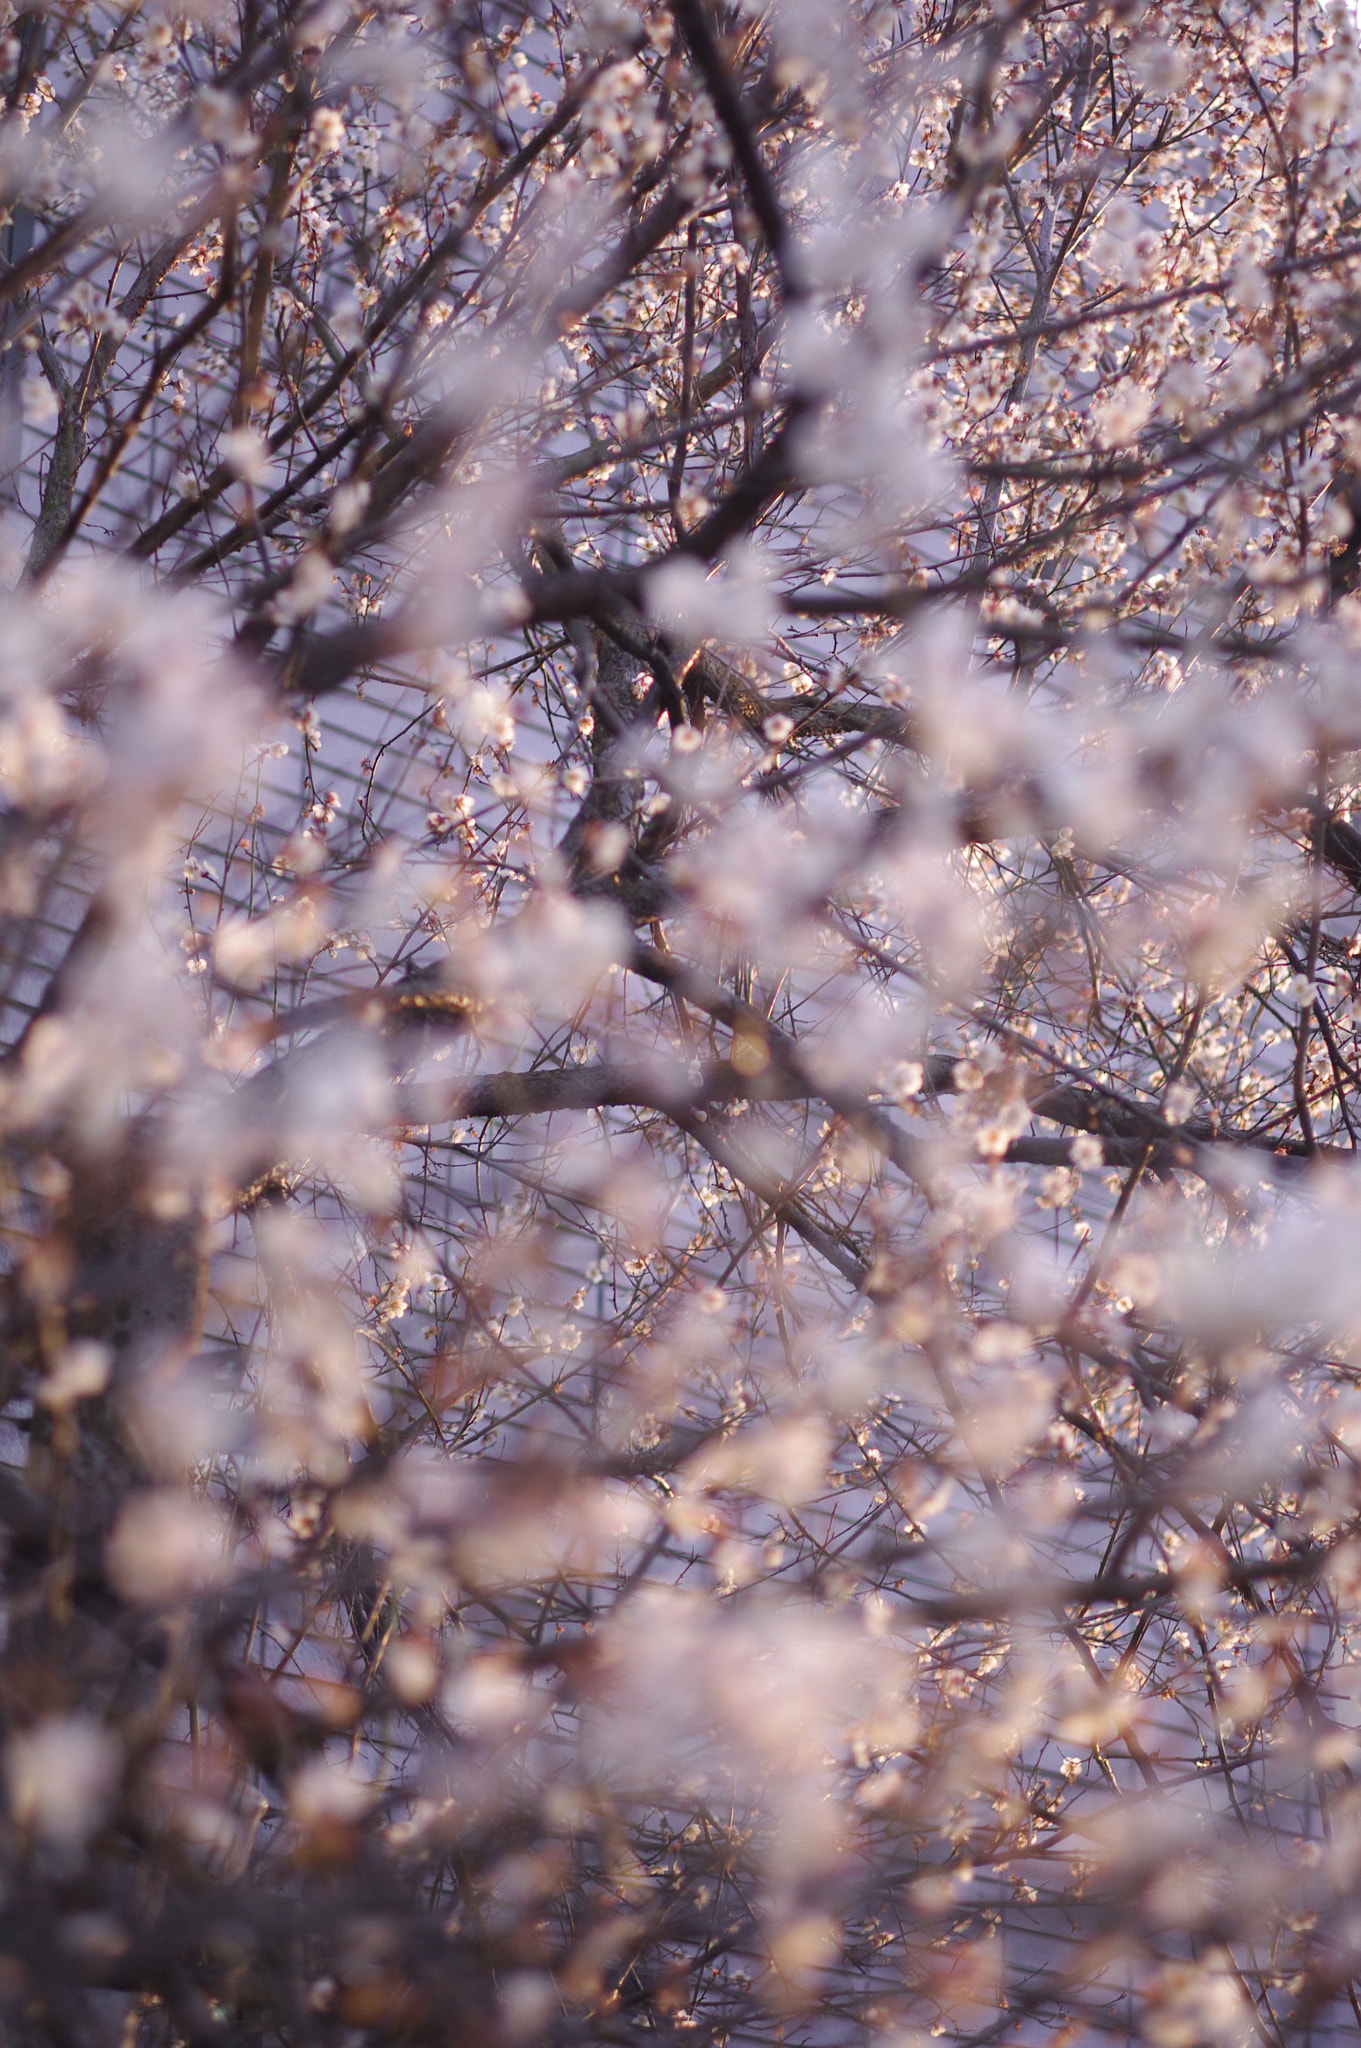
[5,1718,119,1849]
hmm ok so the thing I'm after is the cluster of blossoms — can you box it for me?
[5,2,1361,2046]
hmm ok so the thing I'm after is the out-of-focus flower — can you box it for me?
[384,1638,439,1704]
[106,1492,231,1605]
[221,427,273,485]
[308,107,346,155]
[1092,378,1153,449]
[36,1339,111,1411]
[289,1757,376,1829]
[6,1718,120,1847]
